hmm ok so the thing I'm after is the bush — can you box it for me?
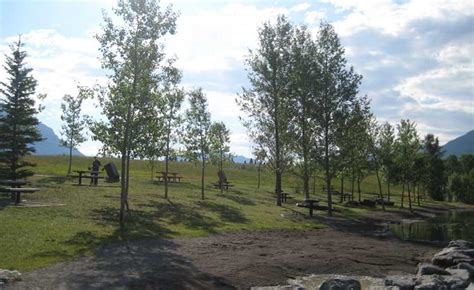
[450,170,474,204]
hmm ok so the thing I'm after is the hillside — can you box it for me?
[34,123,84,156]
[442,130,474,157]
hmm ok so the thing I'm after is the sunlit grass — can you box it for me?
[0,155,471,271]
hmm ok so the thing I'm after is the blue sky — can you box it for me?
[1,0,473,156]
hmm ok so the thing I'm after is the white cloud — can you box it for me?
[304,10,326,23]
[290,3,311,13]
[166,3,288,73]
[324,0,474,36]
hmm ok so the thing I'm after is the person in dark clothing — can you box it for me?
[91,157,101,186]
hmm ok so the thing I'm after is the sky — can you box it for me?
[0,0,473,157]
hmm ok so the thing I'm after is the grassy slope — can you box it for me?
[0,155,469,271]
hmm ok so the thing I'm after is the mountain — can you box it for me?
[33,123,84,156]
[442,130,474,157]
[233,155,252,164]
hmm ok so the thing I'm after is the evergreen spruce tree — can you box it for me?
[0,38,43,180]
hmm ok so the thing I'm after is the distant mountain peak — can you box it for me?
[442,130,474,157]
[34,123,84,156]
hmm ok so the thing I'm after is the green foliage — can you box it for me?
[238,16,295,205]
[209,121,230,170]
[183,88,211,199]
[91,0,178,222]
[422,134,446,201]
[0,37,43,180]
[60,88,90,174]
[450,171,474,204]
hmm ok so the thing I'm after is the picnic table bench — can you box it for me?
[72,170,104,185]
[213,170,234,191]
[157,172,182,183]
[296,199,320,217]
[0,180,40,204]
[272,192,293,203]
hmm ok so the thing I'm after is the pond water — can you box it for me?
[388,210,474,243]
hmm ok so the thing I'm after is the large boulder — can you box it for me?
[319,278,361,290]
[448,262,474,280]
[0,269,21,286]
[432,247,473,268]
[448,240,473,249]
[417,263,450,276]
[415,273,470,289]
[384,275,417,290]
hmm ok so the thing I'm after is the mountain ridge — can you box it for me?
[442,130,474,157]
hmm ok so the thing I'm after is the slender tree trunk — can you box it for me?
[351,171,355,200]
[325,126,332,216]
[201,155,205,200]
[164,133,170,199]
[357,175,361,202]
[312,173,316,195]
[257,162,261,189]
[340,176,344,203]
[150,159,154,181]
[387,182,391,202]
[220,149,224,193]
[375,165,385,211]
[276,170,282,206]
[68,139,73,175]
[417,184,421,206]
[407,182,412,212]
[119,150,127,223]
[125,151,131,212]
[401,182,405,208]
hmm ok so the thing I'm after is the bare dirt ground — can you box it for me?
[8,209,441,290]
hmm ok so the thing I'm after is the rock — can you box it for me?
[448,240,474,249]
[417,263,450,276]
[319,278,361,290]
[432,247,473,268]
[0,269,21,285]
[446,268,471,287]
[449,262,474,280]
[416,273,470,290]
[384,275,417,290]
[414,275,448,290]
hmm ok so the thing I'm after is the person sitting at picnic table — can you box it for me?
[90,157,101,186]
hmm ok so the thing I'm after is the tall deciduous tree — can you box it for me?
[312,22,362,215]
[160,72,184,199]
[394,119,420,211]
[379,122,396,201]
[183,88,211,200]
[92,0,177,223]
[288,26,319,200]
[209,121,230,193]
[0,38,44,180]
[238,15,294,206]
[422,134,446,201]
[60,88,90,175]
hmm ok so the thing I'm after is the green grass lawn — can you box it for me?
[0,155,470,271]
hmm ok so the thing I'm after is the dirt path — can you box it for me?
[8,212,440,289]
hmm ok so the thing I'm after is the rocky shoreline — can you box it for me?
[253,240,474,290]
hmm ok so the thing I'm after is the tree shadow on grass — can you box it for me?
[20,223,235,289]
[196,200,249,224]
[216,193,256,206]
[34,175,68,188]
[142,199,222,234]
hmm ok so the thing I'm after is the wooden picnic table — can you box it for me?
[271,192,293,203]
[213,181,234,190]
[0,179,38,204]
[73,170,102,185]
[157,172,182,183]
[297,199,320,217]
